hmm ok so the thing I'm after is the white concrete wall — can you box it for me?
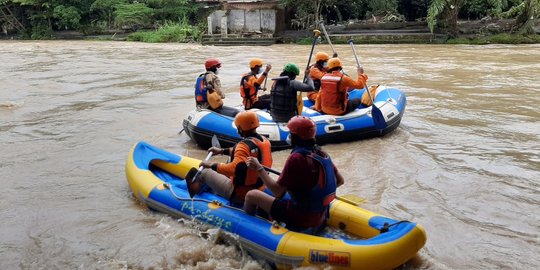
[208,9,276,34]
[208,10,226,33]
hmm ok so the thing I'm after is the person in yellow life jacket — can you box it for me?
[243,116,344,233]
[195,58,239,117]
[240,58,272,110]
[314,57,368,115]
[307,52,331,102]
[186,111,273,205]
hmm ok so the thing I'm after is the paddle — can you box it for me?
[260,165,366,206]
[348,39,387,130]
[298,29,321,115]
[318,21,336,56]
[186,135,220,196]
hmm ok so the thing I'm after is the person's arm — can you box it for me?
[334,165,344,187]
[341,72,368,90]
[246,157,286,197]
[290,79,314,92]
[255,64,272,87]
[206,73,225,98]
[200,142,250,178]
[309,66,326,80]
[213,75,225,98]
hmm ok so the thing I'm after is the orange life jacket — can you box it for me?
[318,72,347,115]
[240,72,259,109]
[230,136,272,203]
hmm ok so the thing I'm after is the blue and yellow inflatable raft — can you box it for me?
[126,141,426,269]
[183,86,406,151]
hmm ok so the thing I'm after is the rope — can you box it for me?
[379,220,411,233]
[161,183,290,228]
[162,183,251,213]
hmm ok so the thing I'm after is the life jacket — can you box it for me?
[194,72,209,105]
[240,72,259,109]
[309,64,324,90]
[229,136,272,203]
[318,72,347,115]
[288,147,337,213]
[270,76,298,122]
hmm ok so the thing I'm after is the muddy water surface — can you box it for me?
[1,41,539,269]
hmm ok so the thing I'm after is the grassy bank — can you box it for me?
[126,22,201,43]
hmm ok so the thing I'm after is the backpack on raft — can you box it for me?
[361,84,380,107]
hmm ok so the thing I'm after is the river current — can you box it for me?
[1,41,539,269]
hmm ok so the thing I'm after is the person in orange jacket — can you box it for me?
[187,111,273,205]
[307,51,333,102]
[315,57,368,115]
[240,58,272,110]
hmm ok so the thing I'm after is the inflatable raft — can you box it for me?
[126,141,426,269]
[182,86,406,151]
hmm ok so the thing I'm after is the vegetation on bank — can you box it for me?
[0,0,538,43]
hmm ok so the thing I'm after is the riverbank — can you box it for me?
[2,19,539,44]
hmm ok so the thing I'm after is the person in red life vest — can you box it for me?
[240,58,272,110]
[243,116,345,233]
[195,58,239,117]
[314,57,368,115]
[307,51,331,102]
[186,111,273,205]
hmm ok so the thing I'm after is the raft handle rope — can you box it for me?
[162,182,272,223]
[379,220,411,233]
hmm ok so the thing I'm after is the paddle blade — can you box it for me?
[336,194,366,206]
[211,134,221,148]
[371,105,387,130]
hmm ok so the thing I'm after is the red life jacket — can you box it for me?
[319,72,347,115]
[230,136,272,203]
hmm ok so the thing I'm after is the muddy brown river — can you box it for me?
[1,41,539,269]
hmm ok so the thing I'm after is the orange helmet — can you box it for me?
[249,58,264,69]
[234,111,260,131]
[287,116,316,140]
[205,58,221,69]
[315,52,330,62]
[327,58,342,70]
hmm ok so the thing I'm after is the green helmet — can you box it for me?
[283,63,300,76]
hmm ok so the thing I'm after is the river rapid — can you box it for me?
[1,41,539,269]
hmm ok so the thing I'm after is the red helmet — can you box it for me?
[287,116,316,140]
[205,58,222,69]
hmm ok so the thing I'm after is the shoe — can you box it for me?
[185,167,202,198]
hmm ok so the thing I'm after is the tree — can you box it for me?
[513,0,539,34]
[114,2,153,29]
[90,0,126,27]
[427,0,464,37]
[53,5,80,29]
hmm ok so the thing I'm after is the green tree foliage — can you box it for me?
[90,0,127,27]
[53,5,81,29]
[146,0,199,24]
[1,0,537,40]
[114,3,153,29]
